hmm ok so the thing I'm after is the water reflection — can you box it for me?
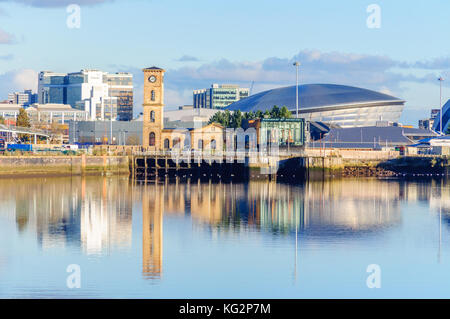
[0,177,133,253]
[0,176,448,293]
[80,177,132,255]
[142,184,163,280]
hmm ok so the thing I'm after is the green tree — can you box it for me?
[16,108,31,128]
[279,106,292,119]
[255,110,263,119]
[244,111,255,120]
[270,105,280,118]
[208,110,231,127]
[0,115,5,125]
[231,110,243,128]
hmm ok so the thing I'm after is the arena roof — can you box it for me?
[226,84,404,113]
[315,126,438,148]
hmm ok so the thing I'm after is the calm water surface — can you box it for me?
[0,175,449,298]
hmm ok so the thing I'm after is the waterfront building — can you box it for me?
[313,124,438,149]
[226,84,405,128]
[0,103,21,121]
[244,118,306,147]
[0,103,88,124]
[38,70,133,121]
[193,84,250,110]
[142,67,224,150]
[8,90,38,107]
[163,108,219,129]
[27,104,89,124]
[69,121,143,145]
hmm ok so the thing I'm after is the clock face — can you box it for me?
[148,75,156,83]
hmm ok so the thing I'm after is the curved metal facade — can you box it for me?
[226,84,405,127]
[432,100,450,132]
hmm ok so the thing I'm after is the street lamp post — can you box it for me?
[293,62,300,119]
[439,77,445,134]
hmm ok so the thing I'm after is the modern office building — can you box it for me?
[38,70,133,121]
[66,70,117,121]
[8,90,38,107]
[104,72,134,121]
[419,109,440,130]
[432,100,450,133]
[226,84,405,128]
[38,71,67,104]
[193,84,250,110]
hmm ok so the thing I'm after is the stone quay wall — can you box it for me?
[0,155,129,177]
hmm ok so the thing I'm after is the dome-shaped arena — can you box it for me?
[226,84,405,127]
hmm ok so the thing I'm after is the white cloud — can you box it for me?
[176,55,200,62]
[0,69,37,99]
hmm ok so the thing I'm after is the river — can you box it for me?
[0,176,449,298]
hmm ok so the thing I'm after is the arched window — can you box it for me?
[198,139,204,150]
[151,90,155,101]
[150,111,155,123]
[173,137,180,148]
[164,138,170,149]
[184,134,191,150]
[211,139,217,150]
[149,132,156,146]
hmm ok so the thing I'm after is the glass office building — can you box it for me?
[194,84,250,110]
[38,72,67,105]
[226,84,405,128]
[105,73,134,121]
[38,70,133,121]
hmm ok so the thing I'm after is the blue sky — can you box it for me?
[1,0,450,124]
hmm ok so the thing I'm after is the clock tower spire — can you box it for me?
[142,66,165,148]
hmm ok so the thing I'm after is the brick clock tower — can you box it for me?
[142,67,165,148]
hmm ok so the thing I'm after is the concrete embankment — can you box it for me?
[378,156,450,175]
[0,155,129,177]
[294,155,450,178]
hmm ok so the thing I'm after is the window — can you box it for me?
[150,111,155,123]
[149,132,156,146]
[164,138,170,149]
[211,139,217,150]
[198,139,204,150]
[151,90,155,101]
[173,137,180,148]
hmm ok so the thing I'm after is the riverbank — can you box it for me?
[0,155,129,177]
[0,154,448,179]
[305,156,450,178]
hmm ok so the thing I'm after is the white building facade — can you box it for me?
[38,70,132,121]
